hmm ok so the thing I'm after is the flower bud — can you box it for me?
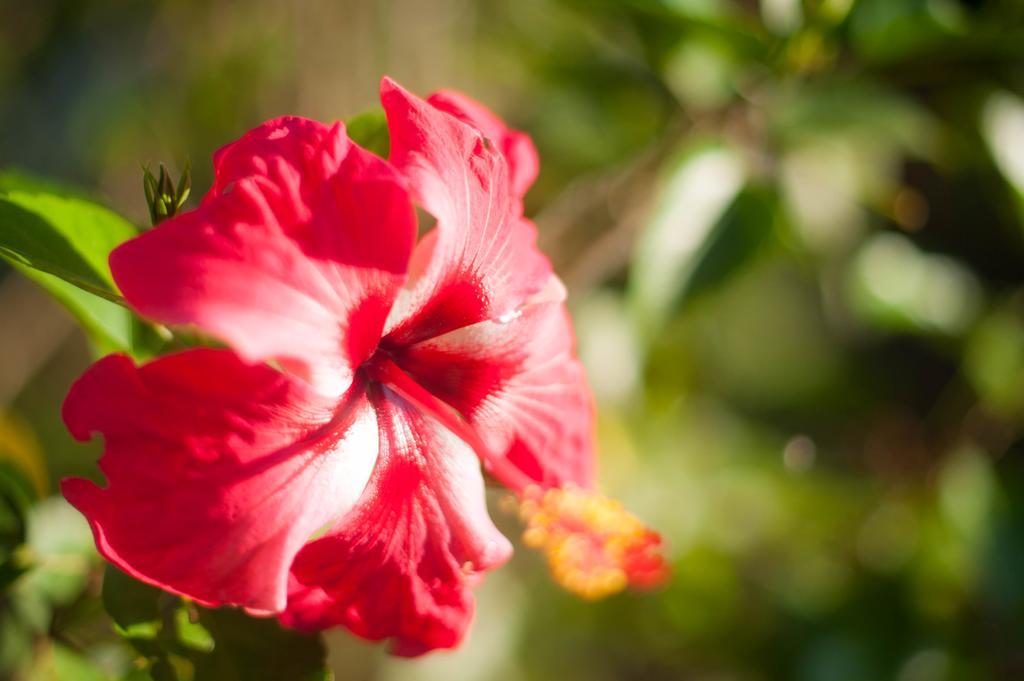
[142,162,191,227]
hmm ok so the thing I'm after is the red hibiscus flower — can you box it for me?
[62,77,666,656]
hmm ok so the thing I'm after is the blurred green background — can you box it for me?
[3,0,1024,679]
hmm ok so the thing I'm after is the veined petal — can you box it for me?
[112,118,416,395]
[393,296,595,491]
[427,89,539,202]
[380,78,552,345]
[281,385,512,656]
[61,350,379,613]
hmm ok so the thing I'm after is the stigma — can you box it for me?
[514,485,669,600]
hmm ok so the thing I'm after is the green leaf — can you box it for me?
[194,609,330,681]
[0,421,45,586]
[0,172,161,357]
[101,566,325,680]
[346,109,390,159]
[629,142,745,333]
[0,463,35,547]
[102,565,163,632]
[848,0,964,63]
[675,185,780,308]
[22,269,160,357]
[102,564,213,666]
[0,463,35,588]
[0,190,135,303]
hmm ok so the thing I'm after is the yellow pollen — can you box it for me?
[514,485,668,600]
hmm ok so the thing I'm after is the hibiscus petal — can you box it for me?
[281,384,512,656]
[61,350,379,612]
[112,118,416,395]
[427,89,539,202]
[393,299,595,490]
[380,78,552,345]
[206,116,346,207]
